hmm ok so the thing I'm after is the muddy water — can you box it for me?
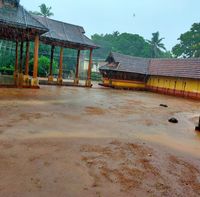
[0,85,200,157]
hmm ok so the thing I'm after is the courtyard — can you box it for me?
[0,86,200,197]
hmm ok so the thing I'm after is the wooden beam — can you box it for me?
[25,40,30,75]
[33,34,39,78]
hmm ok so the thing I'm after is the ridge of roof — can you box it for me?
[33,15,85,33]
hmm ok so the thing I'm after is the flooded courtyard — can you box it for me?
[0,86,200,197]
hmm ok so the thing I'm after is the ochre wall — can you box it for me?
[101,75,200,99]
[102,78,146,90]
[146,76,200,99]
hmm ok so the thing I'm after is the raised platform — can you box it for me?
[39,79,92,88]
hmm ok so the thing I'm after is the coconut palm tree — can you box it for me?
[147,32,166,58]
[30,3,54,18]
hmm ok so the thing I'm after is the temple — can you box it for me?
[100,52,200,99]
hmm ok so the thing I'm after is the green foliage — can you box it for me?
[172,23,200,58]
[0,40,15,68]
[29,56,57,77]
[147,32,166,58]
[29,3,54,18]
[91,72,102,81]
[91,31,168,59]
[0,65,14,75]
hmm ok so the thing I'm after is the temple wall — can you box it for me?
[146,76,200,99]
[101,78,146,90]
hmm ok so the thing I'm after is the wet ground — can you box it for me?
[0,85,200,197]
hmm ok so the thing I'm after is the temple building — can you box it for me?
[0,0,98,88]
[99,52,150,90]
[100,52,200,99]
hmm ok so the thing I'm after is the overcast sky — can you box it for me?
[21,0,200,50]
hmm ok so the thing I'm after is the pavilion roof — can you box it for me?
[33,15,99,50]
[0,5,48,34]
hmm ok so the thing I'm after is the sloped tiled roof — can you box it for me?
[149,59,200,79]
[33,15,98,49]
[100,52,150,75]
[100,52,200,79]
[0,5,48,32]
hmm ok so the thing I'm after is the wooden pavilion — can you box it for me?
[33,15,98,87]
[0,0,98,88]
[0,0,49,87]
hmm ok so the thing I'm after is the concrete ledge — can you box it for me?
[39,79,88,88]
[0,84,40,89]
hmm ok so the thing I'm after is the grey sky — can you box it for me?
[21,0,200,50]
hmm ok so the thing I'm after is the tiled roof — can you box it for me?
[0,5,48,32]
[33,15,98,49]
[100,52,150,75]
[100,52,200,79]
[149,59,200,79]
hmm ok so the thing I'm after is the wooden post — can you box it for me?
[19,41,24,74]
[14,41,19,84]
[57,46,64,85]
[48,45,55,83]
[85,48,93,87]
[23,40,30,86]
[18,41,24,86]
[74,49,80,85]
[31,34,39,87]
[14,41,19,74]
[25,40,30,76]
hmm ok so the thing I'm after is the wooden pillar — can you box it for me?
[57,46,64,85]
[74,49,80,85]
[14,41,19,83]
[48,45,55,82]
[25,40,30,76]
[31,34,39,87]
[85,48,93,87]
[14,41,19,74]
[19,41,24,74]
[18,41,24,86]
[23,40,30,86]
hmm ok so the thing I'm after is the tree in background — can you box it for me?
[147,32,166,58]
[29,56,57,77]
[91,32,152,59]
[172,23,200,58]
[91,31,169,59]
[29,3,54,18]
